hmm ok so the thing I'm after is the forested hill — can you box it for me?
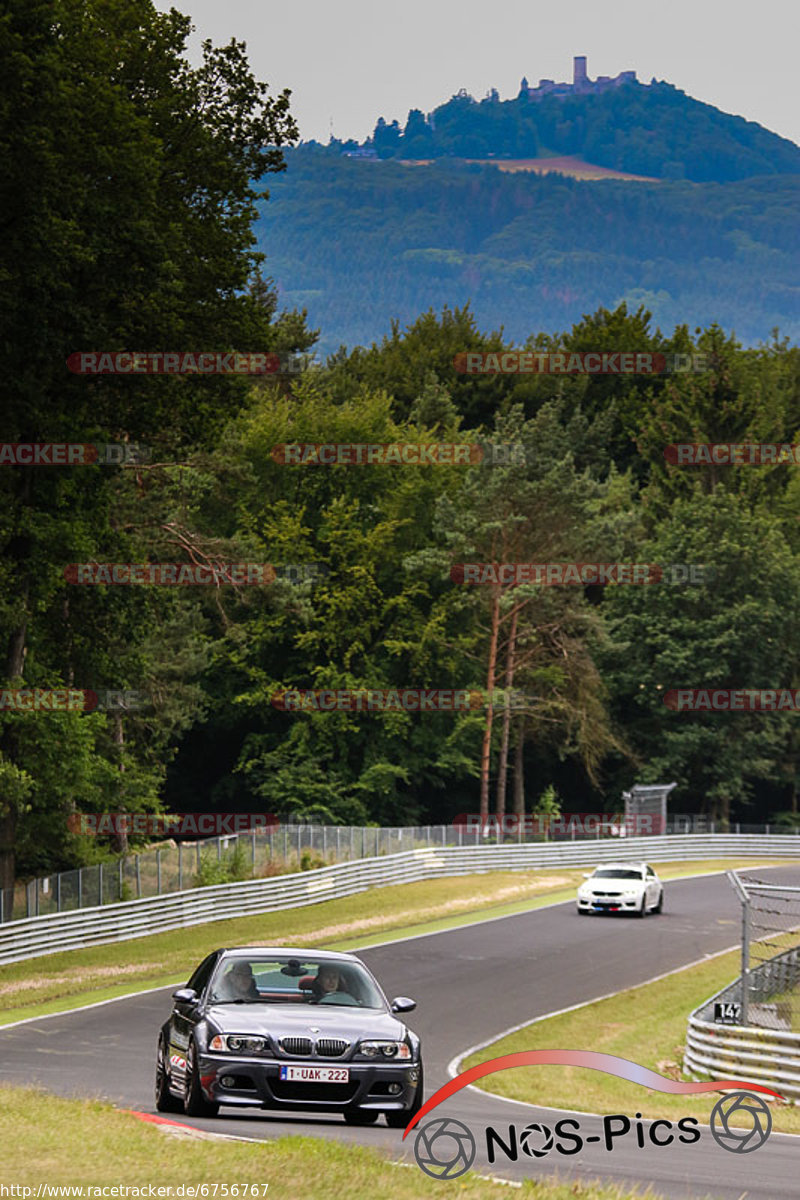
[256,156,800,355]
[329,80,800,183]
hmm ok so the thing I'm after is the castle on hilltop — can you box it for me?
[520,56,637,100]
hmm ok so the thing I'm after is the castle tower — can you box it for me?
[573,55,587,85]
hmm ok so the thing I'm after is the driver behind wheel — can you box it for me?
[313,965,344,997]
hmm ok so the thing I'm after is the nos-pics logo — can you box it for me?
[404,1051,781,1181]
[413,1094,772,1180]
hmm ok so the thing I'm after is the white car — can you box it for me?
[576,862,663,917]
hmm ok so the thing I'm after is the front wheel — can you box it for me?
[183,1041,219,1118]
[653,890,663,914]
[155,1037,184,1113]
[636,897,646,918]
[385,1065,424,1128]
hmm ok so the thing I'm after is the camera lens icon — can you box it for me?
[710,1091,772,1153]
[413,1117,477,1180]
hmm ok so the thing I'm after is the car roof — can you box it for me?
[215,947,362,962]
[594,862,649,871]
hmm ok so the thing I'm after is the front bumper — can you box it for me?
[197,1052,421,1112]
[577,894,641,912]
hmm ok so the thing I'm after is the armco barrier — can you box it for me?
[2,834,799,966]
[685,999,800,1101]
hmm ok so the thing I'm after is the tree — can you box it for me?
[0,0,302,888]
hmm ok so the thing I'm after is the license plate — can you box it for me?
[279,1065,350,1083]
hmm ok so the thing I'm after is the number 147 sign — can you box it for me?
[714,1001,742,1024]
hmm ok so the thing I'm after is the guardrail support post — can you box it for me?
[157,849,161,894]
[98,862,103,906]
[178,843,183,890]
[78,868,82,908]
[252,831,256,870]
[57,873,61,913]
[136,855,141,898]
[118,858,123,900]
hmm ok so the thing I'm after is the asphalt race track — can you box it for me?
[2,867,799,1198]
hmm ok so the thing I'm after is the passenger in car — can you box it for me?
[217,961,259,1000]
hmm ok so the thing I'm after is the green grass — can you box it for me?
[0,859,792,1028]
[0,1084,666,1198]
[462,944,800,1134]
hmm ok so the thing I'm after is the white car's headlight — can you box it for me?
[621,889,641,898]
[359,1040,412,1060]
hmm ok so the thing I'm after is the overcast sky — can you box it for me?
[159,0,799,147]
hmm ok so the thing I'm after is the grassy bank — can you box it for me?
[0,1084,663,1198]
[462,944,800,1134]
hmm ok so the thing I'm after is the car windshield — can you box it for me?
[208,955,386,1008]
[592,868,644,879]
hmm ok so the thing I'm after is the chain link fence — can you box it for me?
[727,870,800,1031]
[2,816,796,924]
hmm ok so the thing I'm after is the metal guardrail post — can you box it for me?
[57,873,61,913]
[727,870,750,1026]
[118,859,123,900]
[78,868,82,908]
[98,863,103,906]
[157,849,162,894]
[178,843,183,891]
[135,855,141,898]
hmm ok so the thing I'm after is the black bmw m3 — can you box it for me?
[156,947,423,1127]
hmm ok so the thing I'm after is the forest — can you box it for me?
[2,1,800,891]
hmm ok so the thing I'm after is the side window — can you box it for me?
[187,953,218,997]
[646,866,655,877]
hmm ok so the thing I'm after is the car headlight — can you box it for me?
[621,889,640,898]
[209,1034,270,1054]
[358,1040,412,1060]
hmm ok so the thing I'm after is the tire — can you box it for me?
[385,1065,424,1128]
[636,897,646,918]
[343,1109,379,1125]
[577,905,588,916]
[183,1040,219,1118]
[155,1037,184,1114]
[653,890,663,914]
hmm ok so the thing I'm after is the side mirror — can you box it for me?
[391,996,416,1014]
[582,873,592,879]
[172,987,198,1005]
